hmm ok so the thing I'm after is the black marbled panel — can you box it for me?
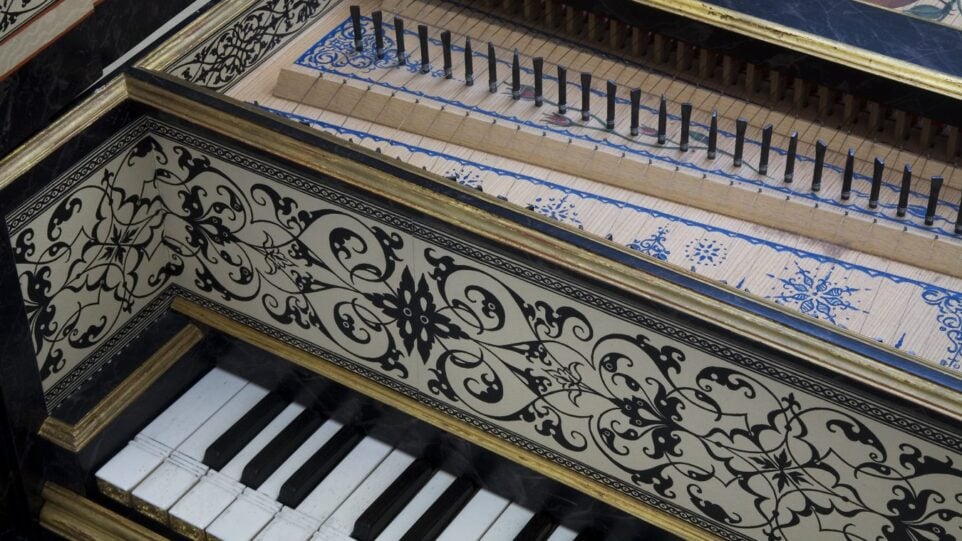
[0,12,100,158]
[89,0,201,68]
[0,0,211,158]
[0,385,31,536]
[699,0,962,78]
[578,0,962,126]
[0,224,48,520]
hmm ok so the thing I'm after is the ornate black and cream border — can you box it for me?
[0,0,58,43]
[162,0,340,92]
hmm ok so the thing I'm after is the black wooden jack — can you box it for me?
[784,132,798,183]
[759,124,773,175]
[488,42,497,92]
[657,95,667,145]
[926,176,943,226]
[372,11,384,59]
[812,140,826,192]
[533,57,544,106]
[394,17,406,65]
[418,25,430,73]
[581,72,591,121]
[351,6,363,51]
[869,158,884,209]
[897,164,912,218]
[733,118,747,167]
[707,110,718,159]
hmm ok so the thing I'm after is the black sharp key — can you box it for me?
[869,157,884,209]
[581,72,591,121]
[352,458,435,541]
[203,392,287,471]
[514,511,557,541]
[373,11,384,59]
[629,88,640,136]
[733,117,747,167]
[488,42,498,93]
[512,50,521,99]
[394,17,406,65]
[399,477,477,541]
[534,57,544,106]
[926,175,944,226]
[277,425,365,508]
[418,25,430,73]
[240,408,325,489]
[784,131,798,183]
[898,164,912,217]
[441,31,452,78]
[812,139,826,192]
[657,95,667,145]
[841,148,854,200]
[679,102,692,151]
[464,37,474,86]
[759,124,773,175]
[350,5,363,51]
[557,65,567,114]
[707,110,717,159]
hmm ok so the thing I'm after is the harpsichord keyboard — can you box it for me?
[96,367,671,541]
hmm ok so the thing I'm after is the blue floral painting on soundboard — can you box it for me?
[684,237,729,269]
[528,195,583,228]
[627,227,671,261]
[766,263,866,326]
[444,166,481,189]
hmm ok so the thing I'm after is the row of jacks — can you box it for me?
[349,6,961,234]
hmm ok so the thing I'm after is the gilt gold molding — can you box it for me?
[39,324,205,452]
[628,0,962,101]
[171,296,720,541]
[124,72,962,422]
[39,482,168,541]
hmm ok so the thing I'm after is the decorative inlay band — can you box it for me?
[0,0,57,43]
[164,0,339,92]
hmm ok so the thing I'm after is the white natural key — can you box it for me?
[294,436,393,525]
[437,488,509,541]
[95,368,246,497]
[480,502,534,540]
[170,401,304,533]
[129,382,270,515]
[375,470,456,541]
[322,448,415,536]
